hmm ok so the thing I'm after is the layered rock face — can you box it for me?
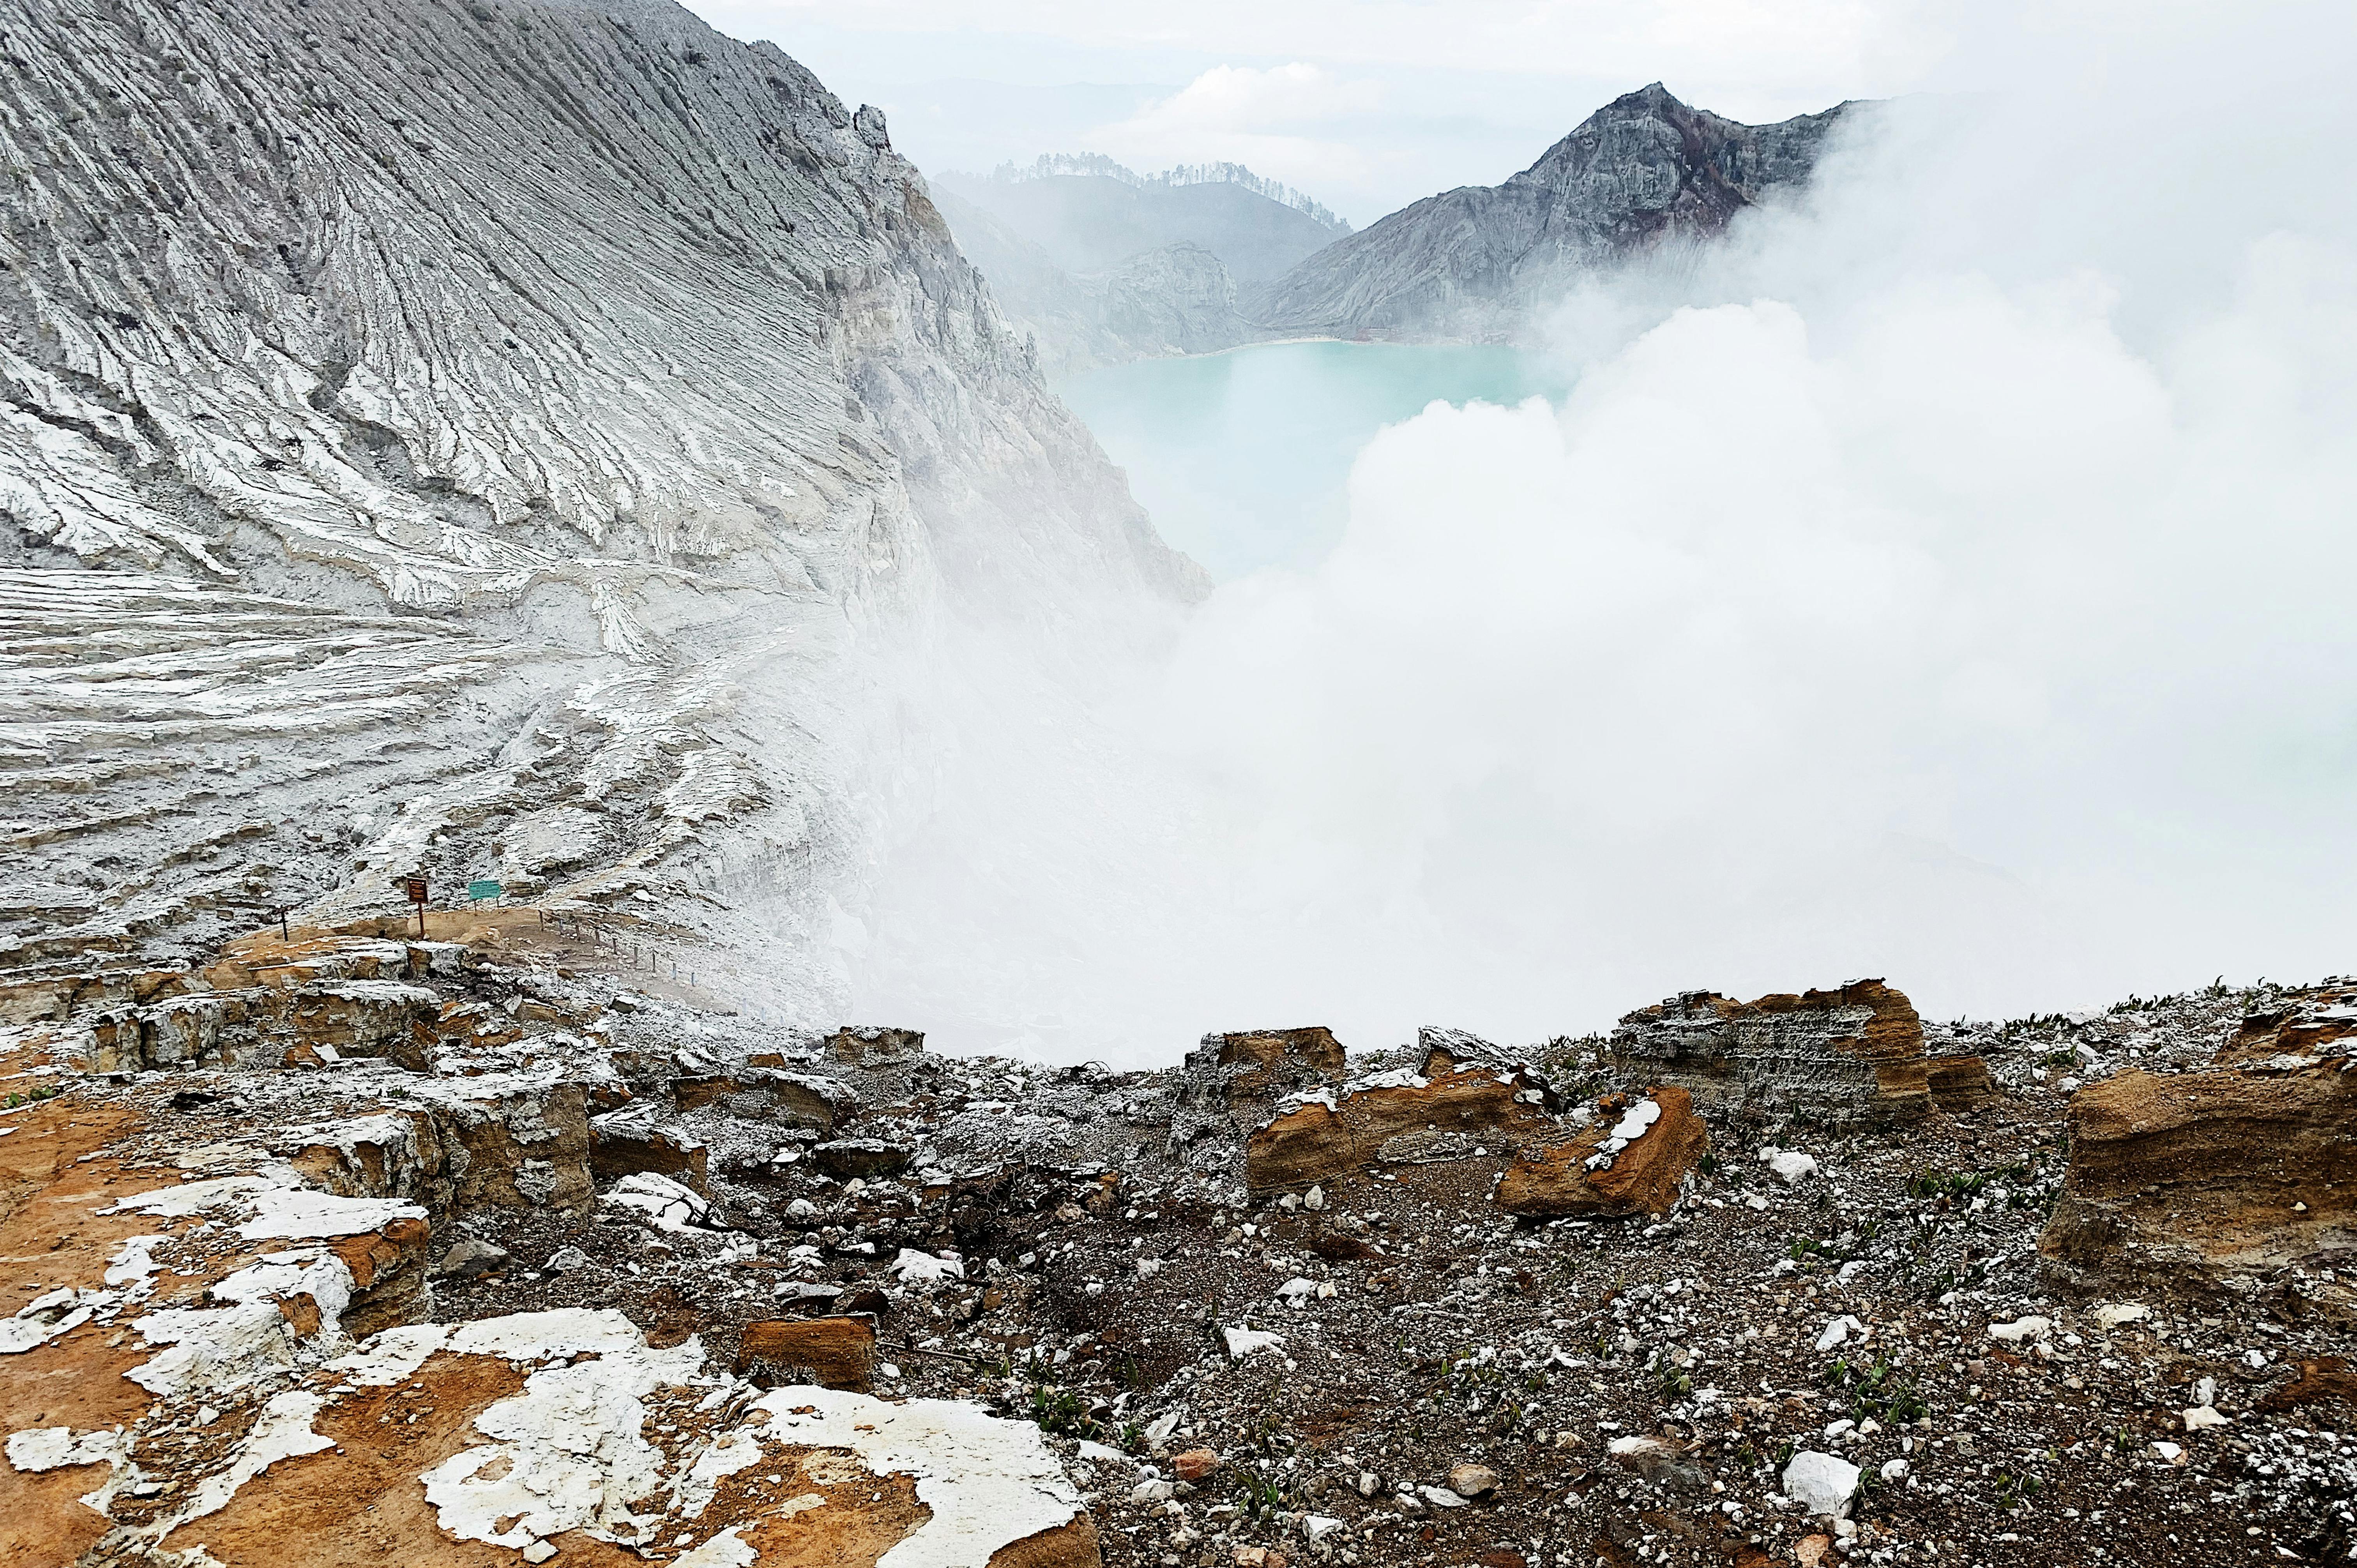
[0,0,1198,992]
[1608,979,1932,1129]
[1246,83,1849,342]
[2041,1061,2355,1299]
[1926,1053,1998,1111]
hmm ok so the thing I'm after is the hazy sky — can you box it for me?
[682,0,2003,222]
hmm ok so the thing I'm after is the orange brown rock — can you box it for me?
[2040,1063,2355,1297]
[1495,1086,1710,1218]
[1926,1055,1997,1111]
[739,1316,880,1391]
[1245,1061,1545,1192]
[2217,985,2357,1066]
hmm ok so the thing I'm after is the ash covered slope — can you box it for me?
[0,0,1198,982]
[1249,83,1849,341]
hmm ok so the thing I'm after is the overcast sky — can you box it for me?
[680,0,2003,223]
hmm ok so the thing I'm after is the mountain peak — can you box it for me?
[1247,86,1853,340]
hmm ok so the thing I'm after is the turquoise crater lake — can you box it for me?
[1057,341,1571,581]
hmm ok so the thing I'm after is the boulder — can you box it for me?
[406,1077,594,1215]
[674,1067,860,1133]
[1926,1055,1997,1111]
[330,1217,435,1335]
[1607,979,1931,1129]
[288,1111,444,1202]
[1781,1450,1860,1519]
[1245,1059,1548,1193]
[589,1107,710,1190]
[815,1138,912,1179]
[436,1237,511,1278]
[826,1025,926,1065]
[1171,1028,1347,1153]
[1495,1087,1709,1218]
[2040,1063,2355,1299]
[739,1315,878,1391]
[1172,1448,1220,1481]
[1447,1462,1498,1498]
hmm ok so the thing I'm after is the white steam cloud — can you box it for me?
[841,3,2357,1065]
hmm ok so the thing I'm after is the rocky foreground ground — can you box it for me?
[0,911,2350,1568]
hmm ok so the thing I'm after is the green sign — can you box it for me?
[466,880,503,902]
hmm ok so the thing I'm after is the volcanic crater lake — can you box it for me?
[1057,340,1571,581]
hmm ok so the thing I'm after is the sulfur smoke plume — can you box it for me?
[837,2,2357,1065]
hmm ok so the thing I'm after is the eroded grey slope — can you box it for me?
[0,0,1199,991]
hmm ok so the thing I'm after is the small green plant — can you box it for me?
[1822,1354,1929,1423]
[1234,1466,1290,1520]
[1992,1469,2041,1511]
[1017,1351,1099,1439]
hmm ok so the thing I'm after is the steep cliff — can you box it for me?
[1247,83,1851,341]
[0,0,1200,1001]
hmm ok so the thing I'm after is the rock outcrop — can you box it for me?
[1242,1045,1553,1192]
[1171,1027,1348,1156]
[1246,83,1852,342]
[2217,984,2357,1066]
[1495,1086,1710,1218]
[1608,979,1932,1129]
[2040,1062,2355,1298]
[1927,1054,1998,1111]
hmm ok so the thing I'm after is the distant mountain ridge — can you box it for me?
[975,154,1352,233]
[1246,83,1852,339]
[935,83,1857,370]
[934,161,1347,283]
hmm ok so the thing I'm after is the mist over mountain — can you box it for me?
[927,186,1260,375]
[936,157,1350,283]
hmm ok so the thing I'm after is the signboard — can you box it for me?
[401,876,428,904]
[467,880,503,903]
